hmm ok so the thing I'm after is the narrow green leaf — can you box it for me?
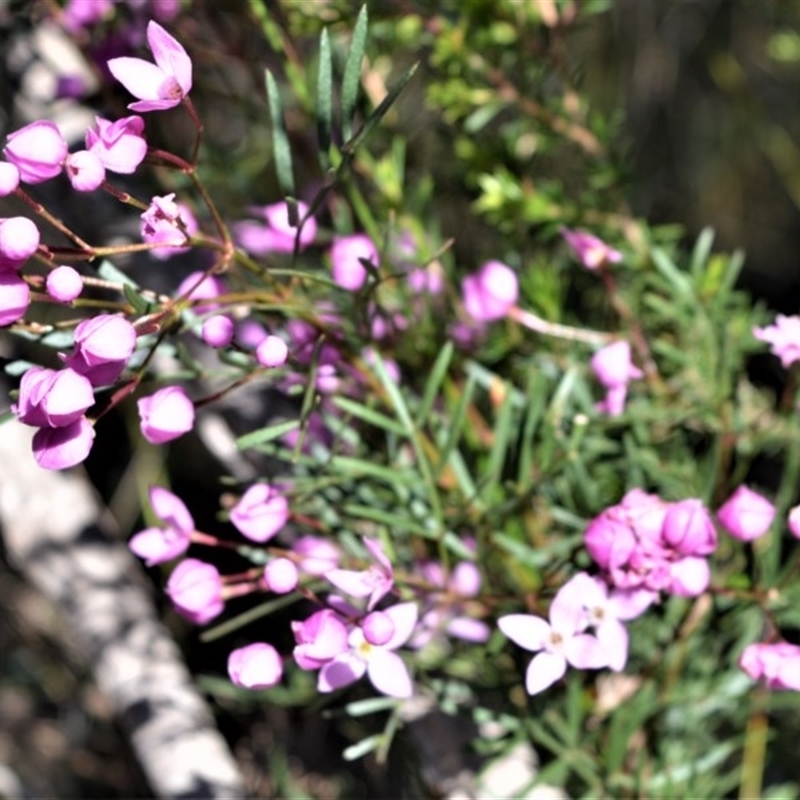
[332,395,408,436]
[416,339,454,428]
[330,455,415,485]
[316,27,333,171]
[343,61,419,154]
[265,68,296,199]
[481,383,516,496]
[201,592,302,642]
[236,418,300,450]
[517,371,548,486]
[343,733,382,762]
[4,360,34,377]
[434,372,477,480]
[96,259,139,288]
[341,4,369,143]
[650,246,694,300]
[124,283,151,315]
[342,504,433,538]
[345,697,399,717]
[690,227,715,279]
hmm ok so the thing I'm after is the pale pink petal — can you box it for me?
[128,526,189,565]
[147,21,192,94]
[498,614,550,652]
[326,568,374,598]
[108,58,165,101]
[446,616,491,643]
[149,485,194,533]
[367,650,413,698]
[382,602,419,650]
[364,537,392,572]
[668,557,710,597]
[549,583,587,636]
[596,619,629,672]
[318,652,366,692]
[565,633,609,670]
[525,651,567,695]
[607,587,657,620]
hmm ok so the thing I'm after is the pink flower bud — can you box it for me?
[137,385,195,444]
[65,150,105,192]
[3,121,68,183]
[0,162,20,196]
[0,217,40,261]
[292,609,349,670]
[753,315,800,368]
[0,269,30,326]
[461,260,519,322]
[32,416,95,470]
[330,234,378,291]
[201,315,234,348]
[46,266,83,303]
[64,314,137,386]
[788,504,800,540]
[228,643,283,690]
[166,558,224,624]
[293,536,340,576]
[662,499,717,556]
[86,115,147,174]
[362,611,395,646]
[255,335,288,368]
[234,200,317,255]
[14,366,94,428]
[175,271,226,314]
[230,484,289,543]
[716,486,776,541]
[561,228,623,270]
[264,558,298,594]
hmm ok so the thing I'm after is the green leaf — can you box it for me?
[200,592,302,642]
[343,61,420,154]
[96,259,139,288]
[481,383,516,497]
[690,227,715,280]
[343,733,382,762]
[341,4,369,143]
[124,283,151,315]
[332,395,407,436]
[4,360,34,377]
[265,68,296,200]
[650,246,694,301]
[416,339,454,428]
[316,27,333,171]
[434,372,477,480]
[236,418,300,450]
[345,696,400,717]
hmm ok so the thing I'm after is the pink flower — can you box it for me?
[166,558,224,624]
[129,486,194,566]
[46,266,83,303]
[330,234,379,292]
[739,642,800,691]
[13,366,94,429]
[461,260,519,323]
[108,21,192,112]
[591,341,642,389]
[64,151,105,192]
[292,536,341,577]
[201,315,234,348]
[61,0,113,32]
[327,537,394,611]
[3,121,68,184]
[230,484,289,543]
[0,269,30,325]
[32,417,95,470]
[86,116,147,174]
[263,558,298,594]
[753,315,800,368]
[662,498,717,556]
[141,194,197,258]
[137,385,195,444]
[561,228,622,270]
[292,609,350,670]
[228,643,283,690]
[788,504,800,540]
[175,271,225,313]
[499,580,612,696]
[234,201,317,255]
[716,486,776,542]
[0,217,40,262]
[317,602,418,698]
[63,314,137,386]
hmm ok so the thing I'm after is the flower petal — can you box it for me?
[147,20,192,94]
[498,614,550,652]
[326,568,373,598]
[367,650,413,698]
[565,633,609,670]
[525,651,567,695]
[382,602,419,649]
[596,619,629,672]
[318,652,366,692]
[108,57,166,102]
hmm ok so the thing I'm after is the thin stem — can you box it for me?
[508,305,612,345]
[15,187,92,251]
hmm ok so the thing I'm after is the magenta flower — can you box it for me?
[234,200,317,255]
[753,315,800,368]
[64,150,105,192]
[788,504,800,540]
[63,314,137,386]
[175,271,225,313]
[138,385,195,444]
[108,21,192,112]
[46,266,83,303]
[0,269,30,326]
[230,483,289,543]
[0,162,20,195]
[141,194,197,258]
[86,116,147,174]
[31,417,95,470]
[292,609,350,671]
[166,558,224,624]
[13,366,94,429]
[716,486,775,541]
[739,642,800,691]
[318,602,418,698]
[499,580,611,696]
[0,217,40,262]
[228,643,283,690]
[61,0,113,32]
[129,486,195,566]
[292,536,341,577]
[461,260,519,323]
[330,234,379,292]
[591,341,642,389]
[327,537,395,610]
[561,227,623,270]
[662,498,717,556]
[3,121,67,184]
